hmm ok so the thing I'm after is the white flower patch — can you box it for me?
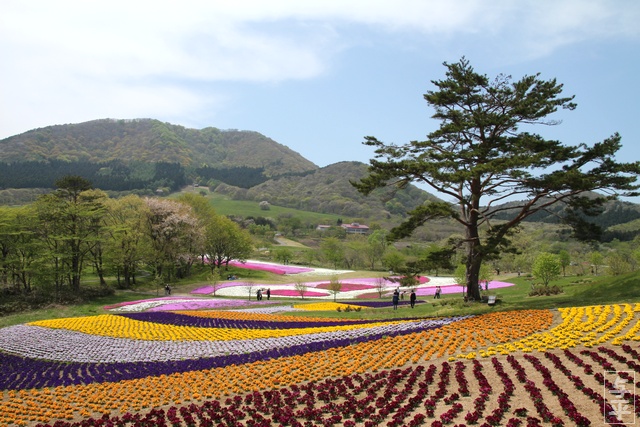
[0,317,468,363]
[109,299,201,312]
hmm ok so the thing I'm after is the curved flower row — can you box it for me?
[1,309,553,426]
[107,296,275,312]
[456,303,640,359]
[21,344,640,427]
[28,314,411,341]
[173,308,353,321]
[0,318,458,389]
[117,311,383,329]
[0,317,459,364]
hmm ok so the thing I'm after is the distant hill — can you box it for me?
[489,195,640,241]
[214,161,440,220]
[0,118,317,177]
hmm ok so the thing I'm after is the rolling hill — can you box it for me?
[0,118,317,177]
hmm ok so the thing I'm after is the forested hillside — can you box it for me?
[0,118,317,176]
[215,161,440,219]
[489,195,640,242]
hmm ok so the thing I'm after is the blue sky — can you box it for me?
[1,1,639,195]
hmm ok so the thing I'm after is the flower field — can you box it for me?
[1,303,640,426]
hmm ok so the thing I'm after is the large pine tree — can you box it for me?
[353,57,640,300]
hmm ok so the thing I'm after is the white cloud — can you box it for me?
[1,0,638,138]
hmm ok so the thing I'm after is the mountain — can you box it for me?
[0,119,436,221]
[488,194,640,241]
[0,118,317,177]
[215,161,440,219]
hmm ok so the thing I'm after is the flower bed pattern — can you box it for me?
[2,304,640,426]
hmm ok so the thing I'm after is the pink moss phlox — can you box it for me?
[314,283,374,291]
[269,289,330,297]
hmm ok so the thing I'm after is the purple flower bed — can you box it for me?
[0,319,458,391]
[118,312,388,329]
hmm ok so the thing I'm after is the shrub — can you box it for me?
[529,284,563,297]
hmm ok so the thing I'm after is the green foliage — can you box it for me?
[532,252,562,286]
[529,284,563,296]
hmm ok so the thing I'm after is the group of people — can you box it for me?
[433,286,441,299]
[256,288,271,301]
[392,288,417,310]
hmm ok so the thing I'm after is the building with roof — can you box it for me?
[340,222,369,234]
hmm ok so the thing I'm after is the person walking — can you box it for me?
[410,289,416,308]
[266,288,271,300]
[392,288,400,310]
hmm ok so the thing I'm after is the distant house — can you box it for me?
[341,222,369,234]
[316,224,332,232]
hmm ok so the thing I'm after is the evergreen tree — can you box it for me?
[354,57,640,300]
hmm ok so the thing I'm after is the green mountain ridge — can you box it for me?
[0,118,317,177]
[215,161,440,218]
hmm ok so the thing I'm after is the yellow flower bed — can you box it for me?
[29,314,394,341]
[292,302,367,311]
[4,309,553,425]
[457,303,640,359]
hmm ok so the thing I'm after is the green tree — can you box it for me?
[607,252,631,276]
[328,276,342,302]
[365,230,387,270]
[382,247,405,273]
[34,176,108,293]
[590,251,604,275]
[0,206,41,294]
[103,195,151,289]
[207,269,222,296]
[421,246,455,276]
[321,237,344,270]
[454,264,466,294]
[478,264,493,291]
[558,250,571,277]
[353,57,640,300]
[343,237,367,270]
[205,214,253,272]
[532,252,561,286]
[273,247,293,265]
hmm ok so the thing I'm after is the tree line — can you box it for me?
[0,176,253,311]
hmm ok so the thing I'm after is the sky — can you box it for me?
[2,1,640,197]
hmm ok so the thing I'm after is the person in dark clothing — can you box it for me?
[392,288,400,310]
[410,289,416,308]
[266,288,271,300]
